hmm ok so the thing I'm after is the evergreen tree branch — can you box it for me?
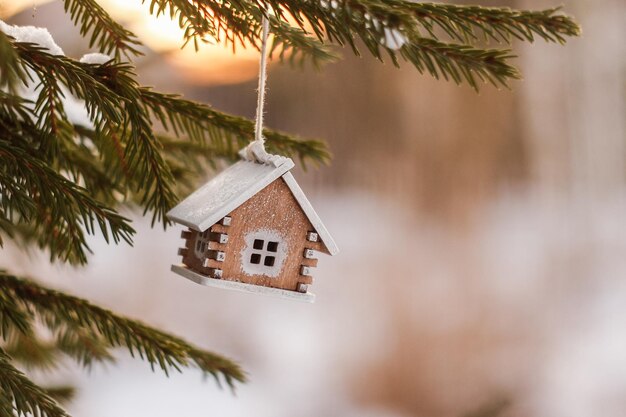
[267,16,340,67]
[0,32,28,93]
[10,40,179,225]
[31,71,74,158]
[0,91,34,125]
[398,37,519,88]
[56,135,122,206]
[0,288,33,339]
[0,347,69,417]
[3,322,115,373]
[43,386,76,404]
[13,41,125,133]
[146,0,339,66]
[122,105,178,226]
[402,4,581,44]
[140,90,331,167]
[0,393,15,417]
[54,327,115,369]
[62,0,143,58]
[0,138,135,264]
[0,272,246,388]
[4,334,59,371]
[144,0,578,88]
[79,60,180,226]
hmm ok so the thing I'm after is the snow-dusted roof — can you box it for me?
[166,157,338,255]
[281,172,338,255]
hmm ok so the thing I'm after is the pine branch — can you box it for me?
[122,105,178,226]
[4,334,59,371]
[0,32,28,93]
[56,134,122,206]
[399,37,519,88]
[268,16,340,67]
[62,0,143,58]
[146,0,339,66]
[13,41,125,133]
[31,70,74,158]
[0,394,14,417]
[9,40,179,225]
[0,138,135,264]
[0,272,246,388]
[43,386,76,404]
[0,91,34,124]
[403,4,581,44]
[266,0,580,49]
[3,321,115,373]
[78,61,180,226]
[262,0,527,89]
[145,0,578,88]
[141,90,331,167]
[54,327,115,368]
[0,348,69,417]
[0,288,33,339]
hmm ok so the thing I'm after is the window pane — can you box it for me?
[250,253,261,264]
[267,241,278,252]
[264,256,275,267]
[253,239,264,250]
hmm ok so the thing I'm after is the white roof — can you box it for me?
[166,158,339,255]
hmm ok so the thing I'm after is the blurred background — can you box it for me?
[1,0,625,416]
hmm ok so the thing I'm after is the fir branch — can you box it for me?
[11,40,179,225]
[0,394,14,417]
[268,16,340,67]
[399,37,519,88]
[62,0,143,58]
[147,0,220,50]
[0,272,246,388]
[31,70,73,158]
[123,105,178,226]
[147,0,578,88]
[56,134,122,206]
[147,0,338,66]
[43,386,76,404]
[13,41,125,132]
[4,334,59,371]
[0,91,34,125]
[74,57,179,226]
[140,90,331,167]
[0,347,69,417]
[0,289,33,339]
[0,32,28,92]
[262,0,529,88]
[55,327,115,368]
[0,138,135,264]
[3,321,114,372]
[403,4,581,44]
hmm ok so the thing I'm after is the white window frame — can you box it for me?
[194,230,210,259]
[241,229,287,277]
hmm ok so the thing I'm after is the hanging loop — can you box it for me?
[241,15,284,165]
[254,16,270,145]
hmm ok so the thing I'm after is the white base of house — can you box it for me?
[171,264,316,303]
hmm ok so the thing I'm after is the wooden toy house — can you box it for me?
[166,152,338,302]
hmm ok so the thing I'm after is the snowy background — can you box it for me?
[1,0,626,416]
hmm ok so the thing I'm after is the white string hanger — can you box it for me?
[241,15,285,166]
[254,16,270,146]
